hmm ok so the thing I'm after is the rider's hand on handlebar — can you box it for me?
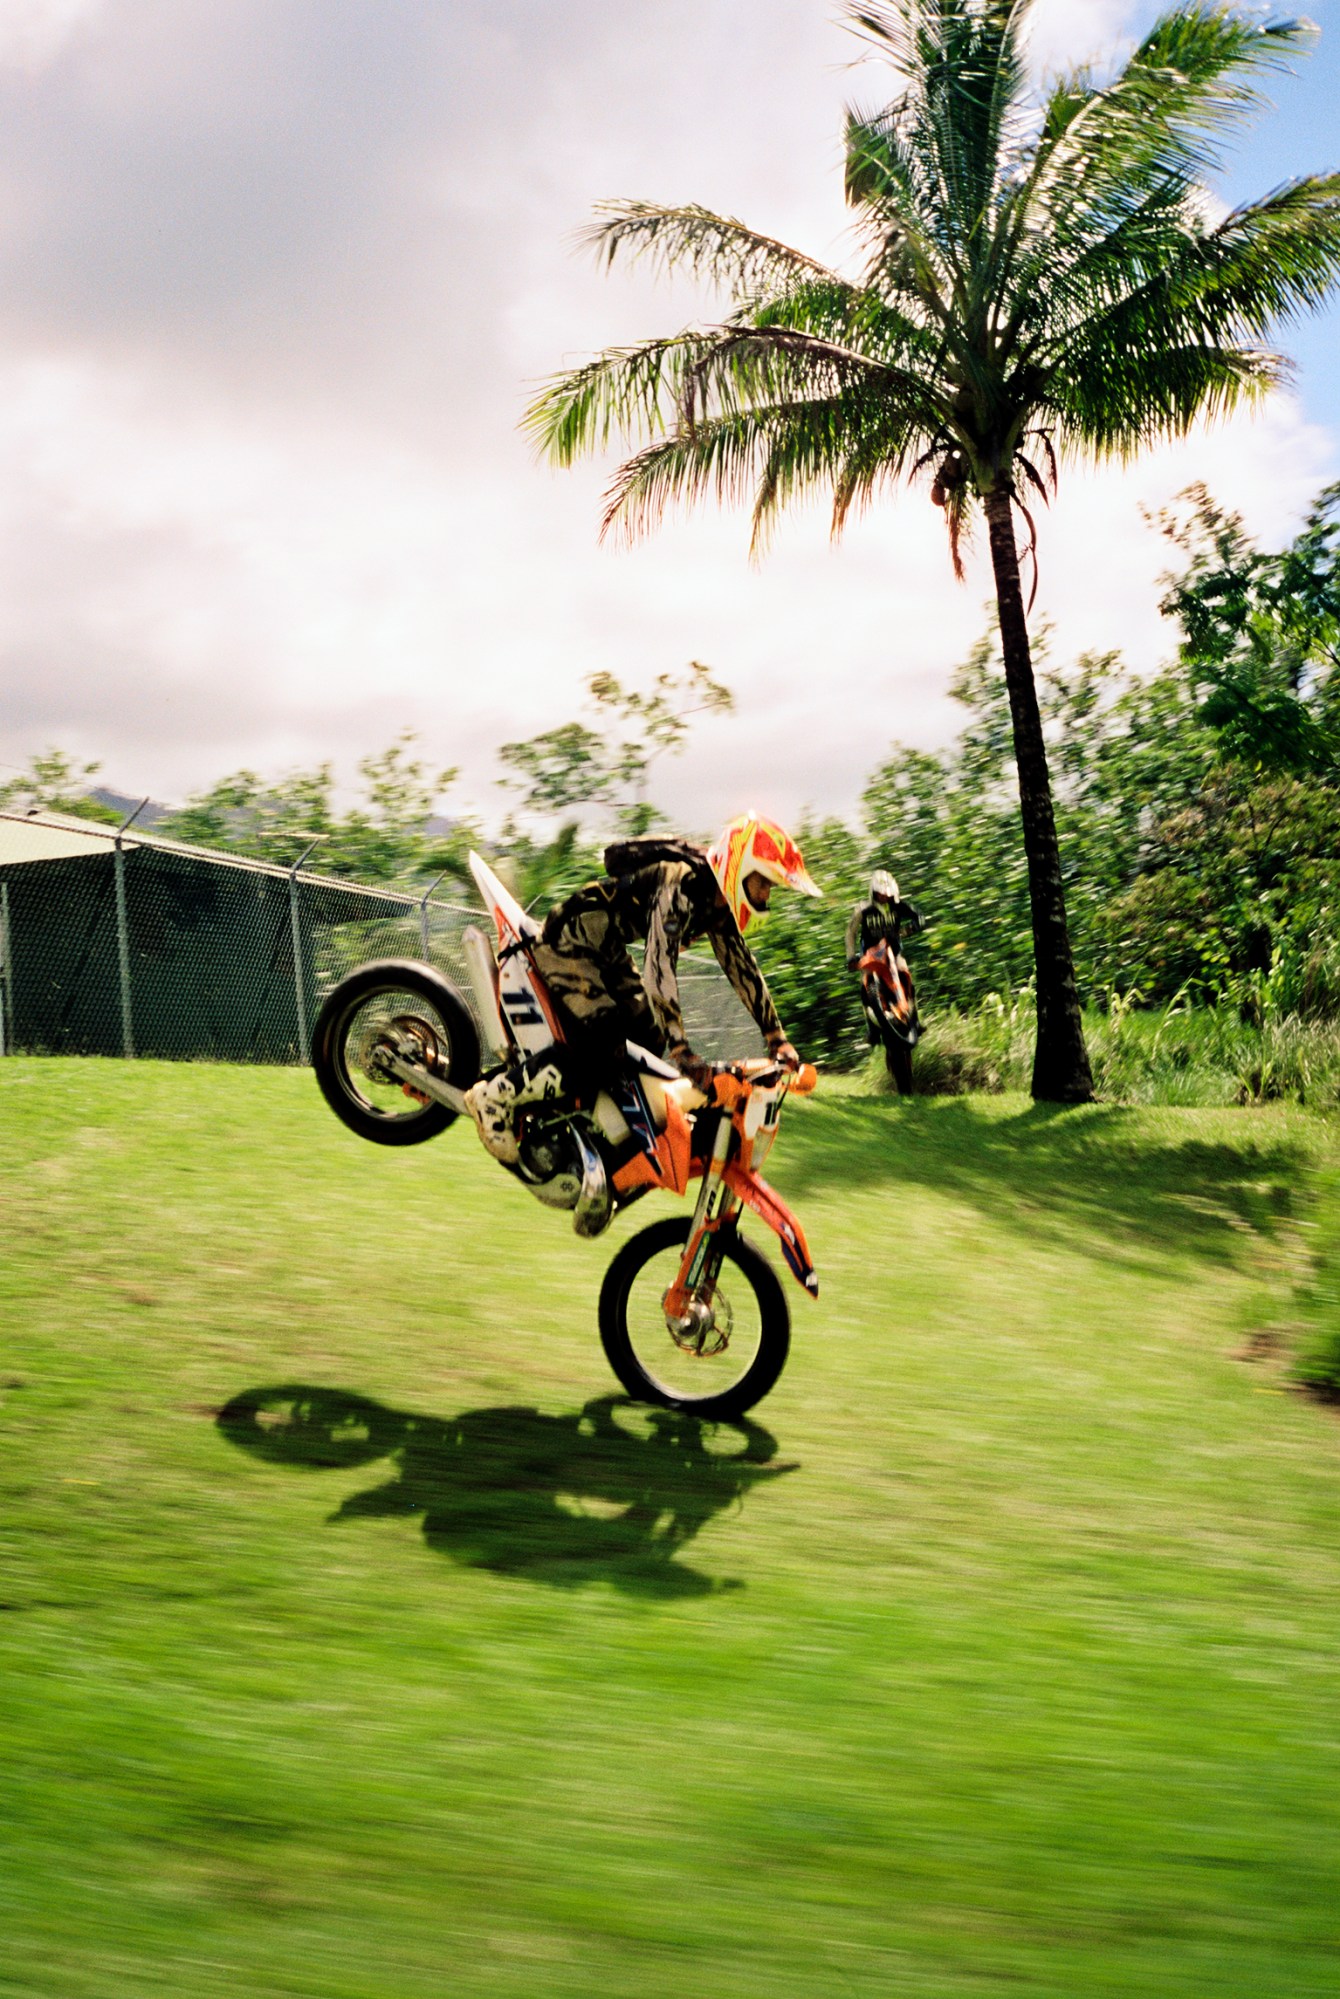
[673,1048,717,1095]
[771,1039,803,1073]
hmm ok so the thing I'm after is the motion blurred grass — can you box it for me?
[3,1060,1340,1998]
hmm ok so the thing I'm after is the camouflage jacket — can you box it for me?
[542,858,786,1060]
[844,896,923,967]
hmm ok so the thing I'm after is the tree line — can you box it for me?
[6,483,1340,1073]
[755,481,1340,1065]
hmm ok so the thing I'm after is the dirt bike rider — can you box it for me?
[463,814,822,1165]
[846,869,923,1035]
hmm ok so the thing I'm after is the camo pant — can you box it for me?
[531,899,665,1071]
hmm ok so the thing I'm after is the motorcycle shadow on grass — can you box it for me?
[216,1386,796,1599]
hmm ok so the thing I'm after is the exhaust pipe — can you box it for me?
[461,924,509,1060]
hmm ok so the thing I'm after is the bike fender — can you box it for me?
[722,1163,818,1298]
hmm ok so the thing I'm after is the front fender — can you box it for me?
[722,1163,818,1298]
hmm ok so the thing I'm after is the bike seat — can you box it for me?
[624,1040,684,1081]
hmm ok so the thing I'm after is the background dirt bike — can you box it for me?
[859,936,919,1096]
[310,851,818,1419]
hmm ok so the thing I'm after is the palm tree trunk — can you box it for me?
[982,486,1094,1103]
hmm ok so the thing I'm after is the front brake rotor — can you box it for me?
[666,1288,733,1357]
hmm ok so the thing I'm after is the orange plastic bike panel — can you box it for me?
[711,1071,749,1112]
[613,1152,661,1197]
[722,1162,818,1297]
[611,1089,693,1199]
[659,1091,693,1194]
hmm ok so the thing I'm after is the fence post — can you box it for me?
[288,840,322,1063]
[419,873,446,962]
[114,798,149,1060]
[0,881,10,1056]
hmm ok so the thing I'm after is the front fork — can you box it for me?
[662,1114,739,1329]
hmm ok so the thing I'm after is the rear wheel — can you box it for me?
[312,959,481,1145]
[598,1215,790,1419]
[885,1035,914,1096]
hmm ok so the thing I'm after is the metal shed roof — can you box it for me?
[0,808,474,911]
[0,810,122,867]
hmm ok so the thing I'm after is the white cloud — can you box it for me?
[0,0,109,73]
[1023,0,1148,78]
[1,343,1331,832]
[0,0,1335,837]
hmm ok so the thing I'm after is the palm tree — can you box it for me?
[524,0,1340,1101]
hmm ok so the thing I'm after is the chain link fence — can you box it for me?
[0,812,763,1069]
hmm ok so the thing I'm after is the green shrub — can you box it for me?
[859,992,1340,1108]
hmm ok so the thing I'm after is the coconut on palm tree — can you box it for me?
[524,0,1340,1101]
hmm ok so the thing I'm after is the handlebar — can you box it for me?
[709,1058,818,1107]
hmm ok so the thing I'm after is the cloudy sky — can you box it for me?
[0,0,1337,829]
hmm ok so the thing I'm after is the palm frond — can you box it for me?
[677,323,953,437]
[1000,169,1197,357]
[841,0,935,81]
[747,278,944,375]
[844,104,963,306]
[1042,174,1340,398]
[1015,453,1051,507]
[596,392,933,557]
[844,3,1033,297]
[1051,340,1279,459]
[754,393,931,552]
[994,7,1318,319]
[1194,174,1340,328]
[1034,7,1314,199]
[599,416,775,544]
[579,201,841,299]
[523,333,712,465]
[1012,484,1040,610]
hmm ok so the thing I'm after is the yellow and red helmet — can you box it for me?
[707,813,822,932]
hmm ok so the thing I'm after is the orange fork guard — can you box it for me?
[722,1162,819,1298]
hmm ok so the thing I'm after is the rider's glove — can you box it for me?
[769,1038,802,1073]
[671,1046,716,1095]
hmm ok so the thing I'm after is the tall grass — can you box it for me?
[882,990,1340,1110]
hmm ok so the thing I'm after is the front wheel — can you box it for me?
[598,1216,790,1420]
[312,959,481,1145]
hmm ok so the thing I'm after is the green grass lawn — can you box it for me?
[3,1059,1340,1998]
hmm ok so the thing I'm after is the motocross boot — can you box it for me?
[464,1051,565,1167]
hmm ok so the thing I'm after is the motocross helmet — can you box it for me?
[707,813,822,932]
[870,869,899,902]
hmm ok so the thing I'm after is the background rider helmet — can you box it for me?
[707,813,822,931]
[870,869,899,903]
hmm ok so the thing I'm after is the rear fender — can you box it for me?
[722,1163,818,1298]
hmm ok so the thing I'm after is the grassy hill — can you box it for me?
[3,1060,1340,1998]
